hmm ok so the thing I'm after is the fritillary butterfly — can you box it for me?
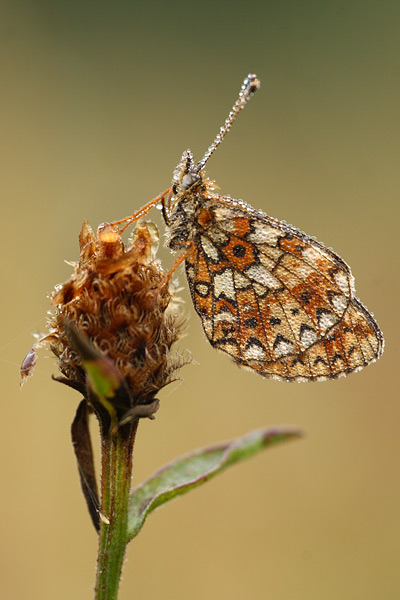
[113,74,384,381]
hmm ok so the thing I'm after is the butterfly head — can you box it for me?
[163,149,204,225]
[171,150,202,196]
[162,150,205,246]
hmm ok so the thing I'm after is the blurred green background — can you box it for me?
[1,1,399,599]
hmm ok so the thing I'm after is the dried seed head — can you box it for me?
[23,219,187,419]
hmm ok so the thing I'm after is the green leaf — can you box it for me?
[127,427,301,541]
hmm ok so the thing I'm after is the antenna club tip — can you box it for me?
[244,73,261,93]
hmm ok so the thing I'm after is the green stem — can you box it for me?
[95,420,139,600]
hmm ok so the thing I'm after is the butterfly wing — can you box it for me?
[184,197,384,381]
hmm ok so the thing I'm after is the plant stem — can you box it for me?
[95,420,139,600]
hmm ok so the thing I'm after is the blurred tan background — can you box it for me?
[1,1,399,599]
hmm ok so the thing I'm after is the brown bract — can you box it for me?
[23,219,186,415]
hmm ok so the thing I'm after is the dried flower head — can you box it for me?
[21,219,187,425]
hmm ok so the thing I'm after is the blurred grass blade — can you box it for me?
[127,427,301,541]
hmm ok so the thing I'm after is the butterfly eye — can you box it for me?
[172,184,178,195]
[181,172,200,191]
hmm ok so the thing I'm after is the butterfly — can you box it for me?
[113,74,384,381]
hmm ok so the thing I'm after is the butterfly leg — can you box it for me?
[110,187,172,233]
[158,241,196,289]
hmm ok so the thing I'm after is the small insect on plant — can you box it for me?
[112,74,384,381]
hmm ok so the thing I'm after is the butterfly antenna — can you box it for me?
[197,74,260,172]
